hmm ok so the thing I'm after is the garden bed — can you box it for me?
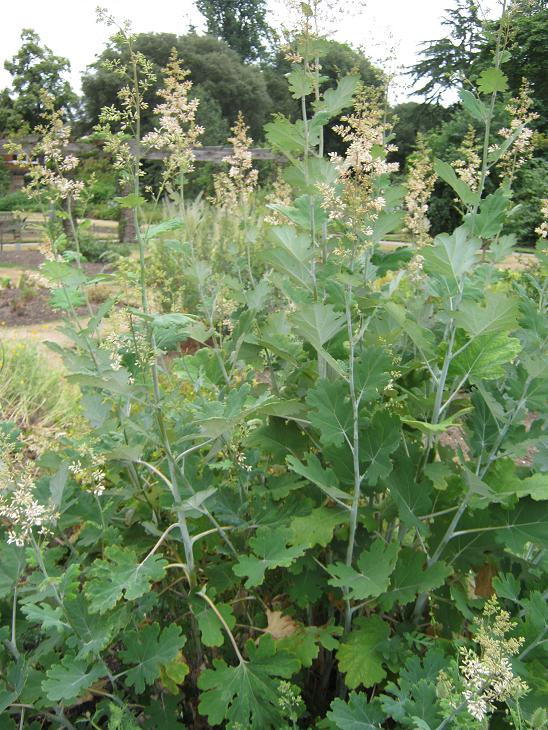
[0,249,109,274]
[0,287,89,327]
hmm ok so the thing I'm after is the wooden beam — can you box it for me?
[0,137,282,163]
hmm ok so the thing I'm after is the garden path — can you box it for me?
[2,320,78,368]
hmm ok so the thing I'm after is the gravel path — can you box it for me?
[2,321,74,367]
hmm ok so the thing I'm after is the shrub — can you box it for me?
[0,190,40,211]
[58,233,132,262]
[0,7,546,729]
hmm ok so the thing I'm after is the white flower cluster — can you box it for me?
[407,253,425,283]
[0,441,58,546]
[277,680,305,722]
[6,93,84,203]
[319,90,398,237]
[264,170,293,225]
[497,80,539,180]
[235,451,253,473]
[535,198,548,240]
[454,597,528,722]
[330,125,398,180]
[101,331,124,371]
[213,112,259,209]
[404,134,436,245]
[100,308,155,371]
[452,126,482,192]
[69,444,107,497]
[143,49,204,185]
[214,291,239,328]
[94,13,157,177]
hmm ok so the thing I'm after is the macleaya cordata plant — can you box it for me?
[213,111,259,210]
[142,48,204,198]
[404,133,437,245]
[0,1,546,728]
[496,79,538,184]
[452,125,483,192]
[6,92,85,261]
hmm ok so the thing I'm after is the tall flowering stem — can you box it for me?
[213,112,258,210]
[452,125,482,193]
[95,11,198,579]
[143,48,204,199]
[496,78,539,184]
[404,133,436,246]
[320,88,398,243]
[6,92,84,260]
[95,9,156,310]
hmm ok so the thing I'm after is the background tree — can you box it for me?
[81,32,271,140]
[409,0,484,102]
[195,0,271,61]
[406,0,547,241]
[411,0,547,121]
[480,2,548,131]
[0,29,77,133]
[389,101,452,168]
[0,89,23,134]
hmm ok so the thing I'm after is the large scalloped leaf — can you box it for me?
[85,546,167,614]
[306,379,352,447]
[198,636,299,728]
[423,227,480,285]
[287,453,352,505]
[359,412,401,486]
[120,622,186,694]
[336,616,390,689]
[379,549,451,610]
[265,116,306,152]
[290,302,345,350]
[450,333,522,382]
[492,499,548,553]
[328,692,384,729]
[328,539,399,600]
[42,657,105,703]
[477,67,508,94]
[233,528,305,588]
[315,75,359,118]
[453,291,519,338]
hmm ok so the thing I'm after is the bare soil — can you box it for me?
[0,249,108,274]
[0,288,89,327]
[0,250,114,326]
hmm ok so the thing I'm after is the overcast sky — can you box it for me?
[1,0,500,102]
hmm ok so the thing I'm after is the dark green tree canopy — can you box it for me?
[390,102,452,169]
[196,0,271,61]
[0,29,77,133]
[482,3,548,130]
[80,32,272,141]
[410,0,548,120]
